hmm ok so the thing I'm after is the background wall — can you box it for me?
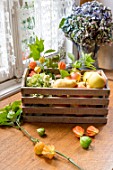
[98,0,113,69]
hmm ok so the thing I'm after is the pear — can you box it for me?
[87,72,106,88]
[77,81,86,88]
[83,71,94,82]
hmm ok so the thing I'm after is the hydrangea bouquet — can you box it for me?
[59,1,113,66]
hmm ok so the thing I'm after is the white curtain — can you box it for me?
[17,1,35,61]
[0,0,15,82]
[34,0,73,52]
[18,0,73,60]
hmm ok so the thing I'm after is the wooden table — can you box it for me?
[0,80,113,170]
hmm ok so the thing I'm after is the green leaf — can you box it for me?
[11,101,21,112]
[7,110,15,120]
[73,61,82,69]
[60,70,70,78]
[0,100,22,126]
[79,53,96,70]
[28,36,45,60]
[44,49,55,54]
[59,18,66,28]
[36,38,44,52]
[4,105,12,112]
[45,58,52,68]
[0,122,14,126]
[51,55,60,62]
[0,111,9,123]
[51,63,58,68]
[29,44,40,60]
[68,53,75,62]
[16,109,22,117]
[7,108,22,122]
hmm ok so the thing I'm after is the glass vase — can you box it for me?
[77,44,100,69]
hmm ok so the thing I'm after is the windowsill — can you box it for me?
[0,79,21,100]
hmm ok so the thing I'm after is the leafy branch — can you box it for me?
[68,52,96,70]
[28,36,55,61]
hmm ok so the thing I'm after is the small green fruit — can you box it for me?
[80,136,92,149]
[37,128,45,137]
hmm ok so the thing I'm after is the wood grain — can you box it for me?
[0,73,113,170]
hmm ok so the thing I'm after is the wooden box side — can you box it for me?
[23,115,107,124]
[21,68,29,87]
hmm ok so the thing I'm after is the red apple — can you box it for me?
[70,72,81,82]
[64,76,72,80]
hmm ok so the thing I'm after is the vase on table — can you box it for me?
[77,43,100,69]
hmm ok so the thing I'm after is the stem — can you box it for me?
[55,150,84,170]
[16,121,39,143]
[16,122,83,170]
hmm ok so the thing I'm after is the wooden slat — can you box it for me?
[21,87,110,96]
[21,68,29,87]
[22,106,108,115]
[22,96,109,106]
[23,115,107,124]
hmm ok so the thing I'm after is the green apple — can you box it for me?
[87,72,106,88]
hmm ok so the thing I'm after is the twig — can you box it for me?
[16,121,83,170]
[55,150,84,170]
[16,121,39,143]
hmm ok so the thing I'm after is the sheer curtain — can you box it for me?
[18,0,73,62]
[34,0,73,52]
[17,0,35,64]
[0,0,15,83]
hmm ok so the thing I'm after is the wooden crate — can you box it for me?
[21,68,110,124]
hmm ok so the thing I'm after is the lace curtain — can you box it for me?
[18,1,35,60]
[18,0,74,59]
[0,0,15,82]
[34,0,73,51]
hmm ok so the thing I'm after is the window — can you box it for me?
[0,0,74,99]
[0,0,15,83]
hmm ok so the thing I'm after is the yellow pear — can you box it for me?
[87,72,106,88]
[83,71,94,82]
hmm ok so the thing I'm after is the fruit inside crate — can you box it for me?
[21,68,110,124]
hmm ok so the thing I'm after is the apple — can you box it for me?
[87,72,106,88]
[64,76,72,80]
[70,72,81,82]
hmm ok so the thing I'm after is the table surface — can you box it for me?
[0,79,113,170]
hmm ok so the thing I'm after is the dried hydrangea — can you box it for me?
[59,1,113,53]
